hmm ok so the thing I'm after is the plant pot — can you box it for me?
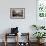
[37,39,40,43]
[37,39,44,44]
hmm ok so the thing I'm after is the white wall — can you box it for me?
[0,0,36,42]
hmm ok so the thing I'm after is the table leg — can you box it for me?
[4,34,7,46]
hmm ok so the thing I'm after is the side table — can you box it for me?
[4,33,18,46]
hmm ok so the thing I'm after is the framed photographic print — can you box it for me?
[10,8,25,19]
[37,0,46,18]
[36,0,46,26]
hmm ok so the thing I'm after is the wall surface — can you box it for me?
[0,0,36,42]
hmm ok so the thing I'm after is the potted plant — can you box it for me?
[32,25,46,43]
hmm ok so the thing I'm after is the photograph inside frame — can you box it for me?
[10,8,25,19]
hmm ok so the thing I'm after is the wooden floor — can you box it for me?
[0,42,46,46]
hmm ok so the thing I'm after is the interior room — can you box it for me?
[0,0,46,46]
